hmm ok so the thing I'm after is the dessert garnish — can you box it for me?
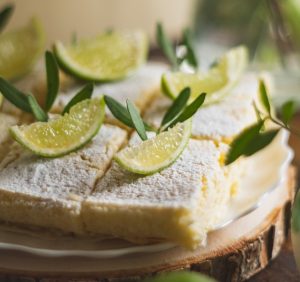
[157,23,248,105]
[0,4,44,80]
[0,51,105,157]
[105,88,206,174]
[53,30,148,81]
[225,80,299,165]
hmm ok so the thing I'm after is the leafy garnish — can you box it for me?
[27,94,48,122]
[226,79,298,165]
[161,87,190,126]
[0,4,13,32]
[156,22,178,70]
[127,100,147,141]
[0,77,31,112]
[292,192,300,233]
[45,51,59,111]
[259,80,271,115]
[281,100,296,126]
[182,28,198,69]
[167,93,206,129]
[105,88,206,141]
[63,83,93,114]
[156,22,198,71]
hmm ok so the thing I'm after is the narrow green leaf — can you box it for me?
[63,83,94,114]
[244,129,279,156]
[27,94,48,122]
[281,100,296,126]
[0,4,13,32]
[161,87,190,127]
[104,95,133,127]
[225,121,264,165]
[0,77,31,112]
[182,28,198,69]
[45,51,59,112]
[71,32,77,45]
[292,191,300,233]
[156,22,178,70]
[167,93,206,129]
[127,100,147,141]
[259,80,271,115]
[104,95,153,131]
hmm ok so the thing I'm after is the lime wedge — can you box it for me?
[10,98,105,157]
[115,120,191,175]
[162,46,248,104]
[0,17,45,80]
[53,31,148,81]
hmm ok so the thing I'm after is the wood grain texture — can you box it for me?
[0,167,296,282]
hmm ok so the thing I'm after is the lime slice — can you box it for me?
[0,17,45,80]
[53,31,148,81]
[10,98,105,157]
[162,46,248,104]
[115,120,191,175]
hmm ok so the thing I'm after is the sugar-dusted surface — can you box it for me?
[144,74,258,143]
[53,62,167,120]
[0,125,127,233]
[0,124,126,200]
[82,139,231,248]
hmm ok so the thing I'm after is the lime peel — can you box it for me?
[53,31,148,81]
[114,120,192,175]
[10,98,105,157]
[162,46,248,105]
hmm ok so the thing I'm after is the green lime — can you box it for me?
[114,120,191,175]
[10,98,105,157]
[53,31,148,81]
[162,46,248,104]
[0,17,45,80]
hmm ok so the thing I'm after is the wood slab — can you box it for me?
[0,166,296,282]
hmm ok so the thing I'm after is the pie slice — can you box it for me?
[0,125,127,233]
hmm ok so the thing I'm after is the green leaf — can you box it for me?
[104,95,154,131]
[156,22,178,70]
[167,93,206,129]
[281,100,296,126]
[182,28,198,69]
[225,121,264,165]
[0,4,13,32]
[27,94,48,122]
[63,83,94,114]
[161,87,190,127]
[259,80,271,115]
[243,129,279,156]
[127,99,147,141]
[0,77,31,112]
[104,95,133,128]
[45,51,59,112]
[144,271,215,282]
[71,32,77,45]
[292,191,300,233]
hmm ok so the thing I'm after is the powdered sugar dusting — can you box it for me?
[0,125,127,202]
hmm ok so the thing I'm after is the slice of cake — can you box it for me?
[144,74,258,144]
[52,62,167,128]
[82,139,231,249]
[0,124,127,234]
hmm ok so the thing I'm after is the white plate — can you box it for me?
[0,130,293,258]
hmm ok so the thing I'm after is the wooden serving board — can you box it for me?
[0,167,296,282]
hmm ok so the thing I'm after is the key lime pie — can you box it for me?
[0,28,268,250]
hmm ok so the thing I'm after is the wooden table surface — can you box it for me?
[249,115,300,282]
